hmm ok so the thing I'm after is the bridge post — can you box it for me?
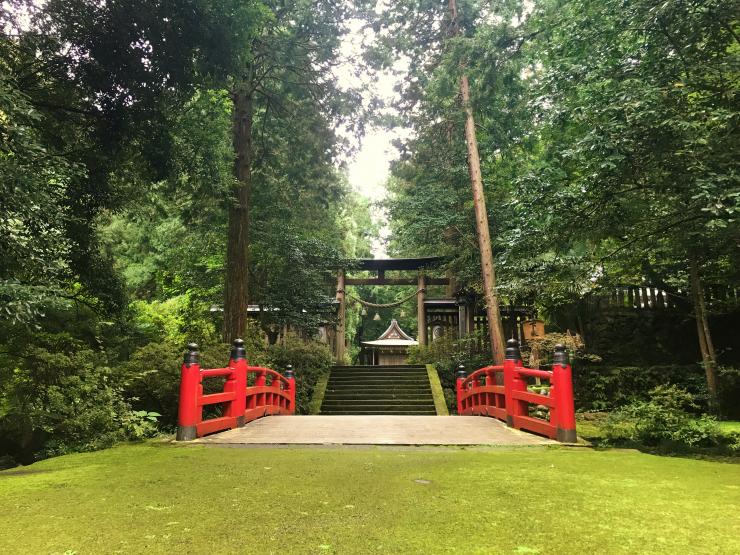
[553,344,577,442]
[285,364,296,412]
[255,367,267,407]
[176,343,200,441]
[455,364,467,414]
[229,339,248,427]
[503,338,524,427]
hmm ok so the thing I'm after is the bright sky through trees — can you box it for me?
[336,13,411,257]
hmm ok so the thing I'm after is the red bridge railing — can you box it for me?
[456,339,576,442]
[176,339,295,440]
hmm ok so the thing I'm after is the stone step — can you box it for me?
[320,365,437,416]
[322,399,435,407]
[326,382,431,387]
[327,385,429,390]
[330,373,427,377]
[328,377,428,383]
[319,409,438,415]
[330,369,427,374]
[325,390,432,396]
[331,374,426,377]
[331,364,426,372]
[328,377,428,382]
[325,387,432,394]
[323,393,434,400]
[329,371,428,376]
[331,372,428,380]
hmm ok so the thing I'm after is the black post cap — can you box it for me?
[184,343,199,366]
[553,344,569,366]
[231,338,246,361]
[505,338,521,360]
[284,364,295,379]
[456,364,467,379]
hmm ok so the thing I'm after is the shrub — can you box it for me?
[573,363,709,412]
[121,328,331,426]
[0,332,159,464]
[266,335,333,414]
[603,385,722,449]
[718,366,740,420]
[119,340,230,430]
[408,329,490,366]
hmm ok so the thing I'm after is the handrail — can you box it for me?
[200,368,232,378]
[514,367,552,380]
[176,340,296,441]
[247,365,290,386]
[460,364,504,388]
[455,340,576,442]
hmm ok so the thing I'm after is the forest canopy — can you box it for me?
[1,0,738,465]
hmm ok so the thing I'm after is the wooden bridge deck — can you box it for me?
[192,415,553,446]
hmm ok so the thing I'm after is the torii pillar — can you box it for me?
[417,273,427,346]
[335,269,346,362]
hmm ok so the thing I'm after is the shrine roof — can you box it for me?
[362,339,418,347]
[377,319,415,341]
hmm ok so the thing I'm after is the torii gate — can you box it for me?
[334,257,451,362]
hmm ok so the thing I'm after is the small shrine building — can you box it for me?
[362,319,418,366]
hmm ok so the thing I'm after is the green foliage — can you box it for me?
[265,335,333,415]
[3,0,735,467]
[118,340,230,430]
[0,75,79,324]
[509,0,739,302]
[604,385,724,450]
[575,361,740,419]
[119,331,332,428]
[128,297,188,344]
[718,366,740,420]
[250,230,343,337]
[382,0,739,306]
[0,332,158,464]
[408,329,490,366]
[409,330,492,413]
[574,363,709,412]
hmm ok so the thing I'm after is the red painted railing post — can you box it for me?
[272,367,282,407]
[177,343,201,441]
[553,344,577,442]
[255,368,266,407]
[229,339,248,427]
[504,338,525,427]
[455,364,467,414]
[285,365,296,412]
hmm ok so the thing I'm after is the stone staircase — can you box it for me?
[320,365,437,415]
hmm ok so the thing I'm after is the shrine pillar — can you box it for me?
[417,273,427,346]
[335,269,346,362]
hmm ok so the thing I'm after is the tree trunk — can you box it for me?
[223,87,253,343]
[448,0,506,364]
[689,254,719,413]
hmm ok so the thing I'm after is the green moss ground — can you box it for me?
[1,442,738,554]
[717,421,740,434]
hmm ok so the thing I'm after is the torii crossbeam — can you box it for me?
[335,257,449,362]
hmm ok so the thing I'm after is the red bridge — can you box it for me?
[176,339,295,441]
[176,338,575,443]
[456,339,576,442]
